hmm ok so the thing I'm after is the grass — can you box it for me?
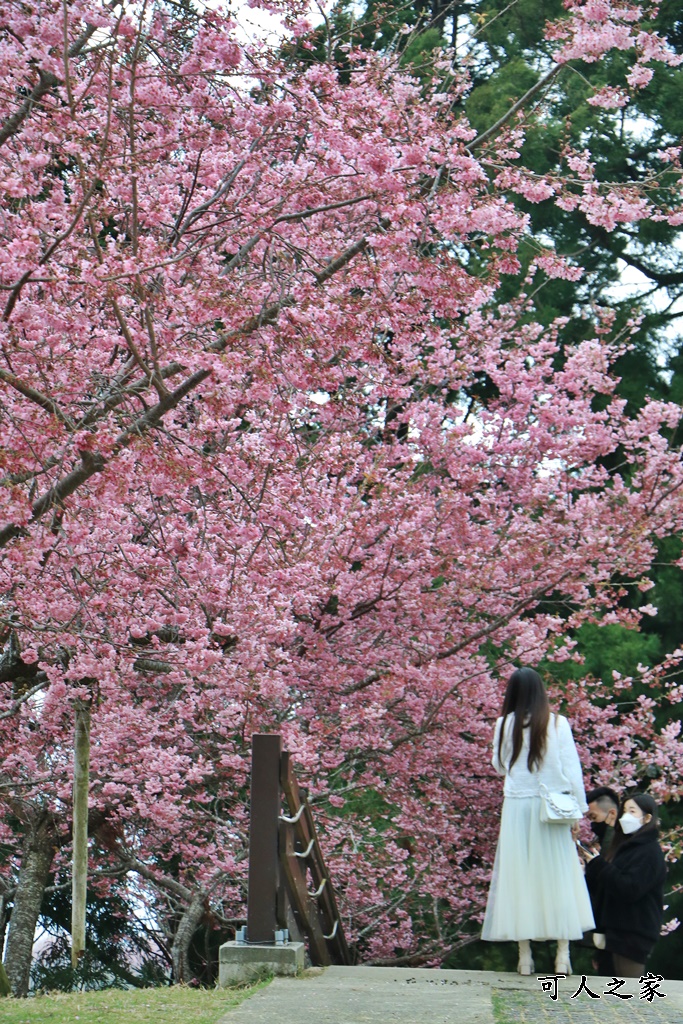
[0,978,271,1024]
[491,989,527,1024]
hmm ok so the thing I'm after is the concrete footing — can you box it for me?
[218,940,305,987]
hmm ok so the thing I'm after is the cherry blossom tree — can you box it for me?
[1,0,683,992]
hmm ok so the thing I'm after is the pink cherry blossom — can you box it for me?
[0,0,681,974]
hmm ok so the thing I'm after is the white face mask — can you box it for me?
[619,812,643,835]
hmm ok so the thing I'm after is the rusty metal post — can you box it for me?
[246,734,282,943]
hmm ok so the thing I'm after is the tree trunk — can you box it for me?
[71,702,91,967]
[0,961,9,997]
[3,816,55,997]
[171,893,205,984]
[0,892,10,963]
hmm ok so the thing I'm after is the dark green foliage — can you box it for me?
[31,939,130,993]
[545,623,662,691]
[31,882,169,992]
[398,28,445,81]
[645,537,683,655]
[298,0,683,410]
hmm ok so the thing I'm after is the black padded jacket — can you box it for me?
[584,827,667,963]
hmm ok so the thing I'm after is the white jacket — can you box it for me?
[492,712,588,812]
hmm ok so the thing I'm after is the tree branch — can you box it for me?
[469,63,564,151]
[314,237,369,285]
[432,571,572,663]
[0,369,76,430]
[615,249,683,288]
[0,230,370,549]
[0,679,49,720]
[0,69,62,151]
[0,11,107,151]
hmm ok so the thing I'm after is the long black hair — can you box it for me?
[606,791,659,862]
[498,667,550,772]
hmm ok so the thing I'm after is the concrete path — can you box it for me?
[219,966,683,1024]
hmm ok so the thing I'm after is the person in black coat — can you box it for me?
[582,792,666,978]
[576,784,621,973]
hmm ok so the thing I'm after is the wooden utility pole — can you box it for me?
[71,701,91,967]
[246,734,282,942]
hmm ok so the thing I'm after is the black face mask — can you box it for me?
[591,820,608,842]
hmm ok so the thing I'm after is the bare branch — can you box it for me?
[0,69,62,150]
[314,237,368,285]
[0,369,76,430]
[432,572,572,663]
[0,6,112,151]
[273,194,374,225]
[469,63,564,151]
[0,679,50,720]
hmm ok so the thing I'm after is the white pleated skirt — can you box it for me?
[481,796,595,941]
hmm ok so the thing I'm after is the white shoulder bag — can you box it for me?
[539,784,581,824]
[538,715,582,824]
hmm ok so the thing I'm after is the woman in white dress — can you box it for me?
[481,667,595,975]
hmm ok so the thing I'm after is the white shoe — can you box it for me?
[517,941,534,975]
[517,956,534,976]
[555,940,571,974]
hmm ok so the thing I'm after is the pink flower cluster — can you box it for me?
[0,0,681,968]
